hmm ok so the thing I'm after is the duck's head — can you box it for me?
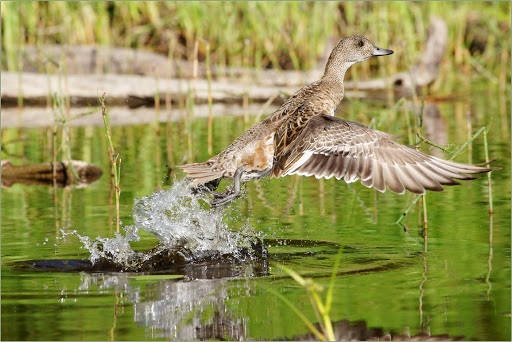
[323,35,393,81]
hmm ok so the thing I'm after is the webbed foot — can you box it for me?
[210,168,244,207]
[191,178,221,194]
[210,189,241,207]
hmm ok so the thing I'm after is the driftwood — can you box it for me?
[2,17,446,107]
[1,160,102,188]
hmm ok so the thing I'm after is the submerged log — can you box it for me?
[16,239,268,275]
[2,17,446,107]
[1,160,102,188]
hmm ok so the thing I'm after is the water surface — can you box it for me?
[2,95,510,340]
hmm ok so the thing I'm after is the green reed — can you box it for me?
[483,128,493,215]
[395,126,488,228]
[206,41,214,156]
[100,94,121,233]
[267,251,343,341]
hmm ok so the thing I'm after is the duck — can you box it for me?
[179,35,491,206]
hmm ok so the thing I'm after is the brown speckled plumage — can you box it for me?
[180,35,491,196]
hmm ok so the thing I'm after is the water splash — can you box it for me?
[61,180,262,270]
[132,180,254,254]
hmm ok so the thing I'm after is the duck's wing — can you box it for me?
[272,114,491,194]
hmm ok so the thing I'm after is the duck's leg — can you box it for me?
[191,178,221,195]
[211,168,244,207]
[204,178,221,191]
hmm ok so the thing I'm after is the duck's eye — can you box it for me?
[357,40,364,48]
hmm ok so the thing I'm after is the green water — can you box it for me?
[2,97,510,340]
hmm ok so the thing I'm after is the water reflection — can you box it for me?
[295,319,460,341]
[3,97,508,340]
[421,102,448,158]
[79,273,247,340]
[78,273,462,340]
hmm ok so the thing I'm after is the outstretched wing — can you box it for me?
[272,115,491,194]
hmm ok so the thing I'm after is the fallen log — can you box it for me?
[1,160,102,188]
[1,72,297,107]
[1,71,370,108]
[16,17,446,89]
[2,17,446,107]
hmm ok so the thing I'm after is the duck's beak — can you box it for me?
[372,46,394,56]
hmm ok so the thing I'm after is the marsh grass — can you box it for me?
[2,2,509,83]
[206,41,214,156]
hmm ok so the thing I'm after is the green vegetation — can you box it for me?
[396,125,489,231]
[2,2,509,82]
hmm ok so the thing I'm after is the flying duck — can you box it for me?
[180,35,491,206]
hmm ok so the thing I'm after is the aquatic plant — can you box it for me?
[267,250,342,341]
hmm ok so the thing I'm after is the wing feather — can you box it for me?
[273,115,491,194]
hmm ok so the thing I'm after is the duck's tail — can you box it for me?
[178,161,223,186]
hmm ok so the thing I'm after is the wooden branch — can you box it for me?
[18,43,318,86]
